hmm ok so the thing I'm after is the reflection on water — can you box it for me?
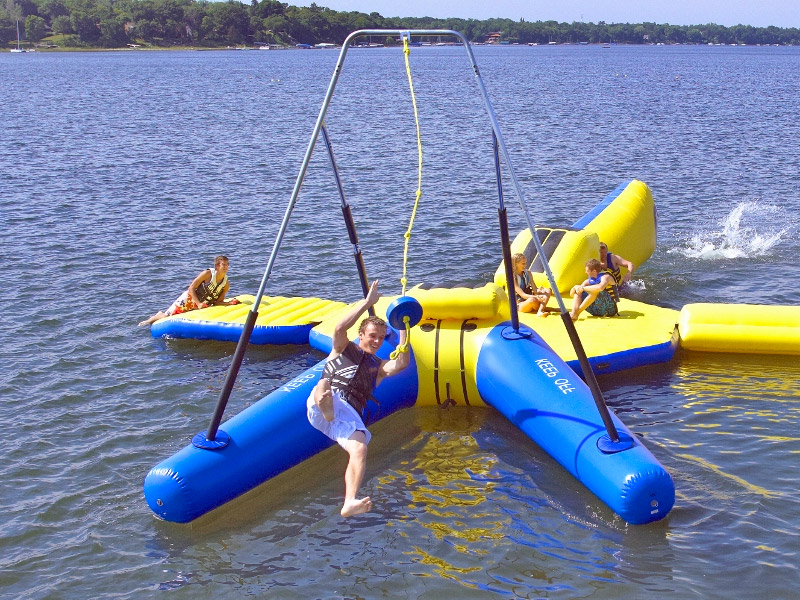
[137,407,682,597]
[668,353,799,515]
[603,352,800,597]
[383,409,507,593]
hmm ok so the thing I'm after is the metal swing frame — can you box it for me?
[198,29,624,451]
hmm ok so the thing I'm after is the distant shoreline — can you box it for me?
[6,2,799,53]
[12,41,799,53]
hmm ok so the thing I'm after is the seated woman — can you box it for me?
[512,253,552,317]
[569,258,618,321]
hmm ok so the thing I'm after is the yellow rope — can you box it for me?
[399,34,423,298]
[390,34,423,360]
[389,316,411,360]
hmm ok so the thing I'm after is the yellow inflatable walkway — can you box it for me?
[678,303,800,355]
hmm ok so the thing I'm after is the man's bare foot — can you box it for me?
[341,496,372,517]
[317,388,334,422]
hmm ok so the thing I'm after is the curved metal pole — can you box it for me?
[201,31,387,445]
[336,31,569,303]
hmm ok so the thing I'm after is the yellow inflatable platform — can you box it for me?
[150,180,798,364]
[145,178,796,528]
[309,283,680,407]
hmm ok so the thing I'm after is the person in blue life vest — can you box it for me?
[569,258,619,321]
[138,255,240,326]
[307,279,410,517]
[599,241,635,286]
[511,252,552,317]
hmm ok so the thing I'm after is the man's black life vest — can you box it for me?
[323,341,381,423]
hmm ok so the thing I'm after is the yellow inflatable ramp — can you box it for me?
[678,303,800,355]
[150,295,349,344]
[494,179,657,294]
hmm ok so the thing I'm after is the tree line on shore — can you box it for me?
[3,0,799,49]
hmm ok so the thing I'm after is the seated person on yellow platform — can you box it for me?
[511,253,552,317]
[599,241,634,286]
[569,259,619,321]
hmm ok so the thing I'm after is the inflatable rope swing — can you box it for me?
[144,30,674,526]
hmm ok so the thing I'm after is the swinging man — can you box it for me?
[306,33,422,517]
[306,280,411,517]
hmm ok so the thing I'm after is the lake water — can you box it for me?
[2,43,799,599]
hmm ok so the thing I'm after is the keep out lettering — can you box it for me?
[534,358,576,394]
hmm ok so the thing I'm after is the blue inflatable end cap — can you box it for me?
[192,429,231,450]
[386,296,423,330]
[597,432,635,454]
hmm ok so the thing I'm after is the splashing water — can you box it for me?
[673,202,794,259]
[624,278,646,293]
